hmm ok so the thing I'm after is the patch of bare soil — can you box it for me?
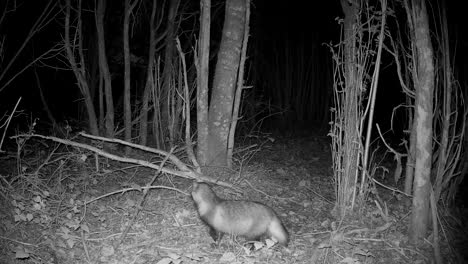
[0,134,462,263]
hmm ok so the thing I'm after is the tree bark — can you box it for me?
[409,0,434,243]
[96,0,114,137]
[196,0,211,165]
[207,0,246,166]
[404,123,416,194]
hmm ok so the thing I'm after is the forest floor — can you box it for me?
[0,131,465,263]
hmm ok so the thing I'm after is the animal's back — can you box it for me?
[212,200,275,238]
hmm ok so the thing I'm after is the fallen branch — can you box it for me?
[84,185,189,205]
[12,133,236,189]
[79,132,193,172]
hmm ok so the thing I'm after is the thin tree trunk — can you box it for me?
[64,0,99,135]
[338,0,359,215]
[99,74,104,133]
[34,68,57,128]
[433,3,451,202]
[196,0,211,165]
[139,0,158,145]
[173,60,184,140]
[96,0,114,137]
[402,0,416,197]
[359,0,387,197]
[207,0,246,166]
[227,0,250,168]
[176,38,200,171]
[409,0,434,243]
[123,0,138,150]
[161,0,180,148]
[87,33,100,103]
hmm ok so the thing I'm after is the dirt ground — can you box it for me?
[0,133,464,263]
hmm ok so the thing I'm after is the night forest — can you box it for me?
[0,0,467,263]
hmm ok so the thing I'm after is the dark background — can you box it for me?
[0,0,466,137]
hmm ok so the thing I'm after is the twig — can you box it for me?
[374,199,389,222]
[116,148,173,250]
[351,238,385,242]
[305,186,334,204]
[344,222,391,237]
[383,240,410,260]
[0,176,11,200]
[0,97,21,152]
[370,177,412,197]
[34,143,60,176]
[175,38,201,173]
[376,124,406,184]
[64,232,139,242]
[81,229,91,264]
[0,235,37,247]
[84,185,188,205]
[0,0,60,93]
[360,0,388,198]
[376,124,406,158]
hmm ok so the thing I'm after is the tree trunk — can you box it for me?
[161,0,180,148]
[123,0,137,150]
[338,0,359,215]
[64,0,99,135]
[96,0,114,137]
[196,0,211,165]
[99,73,104,133]
[227,0,251,168]
[409,0,434,243]
[207,0,246,166]
[139,0,158,146]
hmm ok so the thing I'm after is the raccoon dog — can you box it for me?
[191,182,289,246]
